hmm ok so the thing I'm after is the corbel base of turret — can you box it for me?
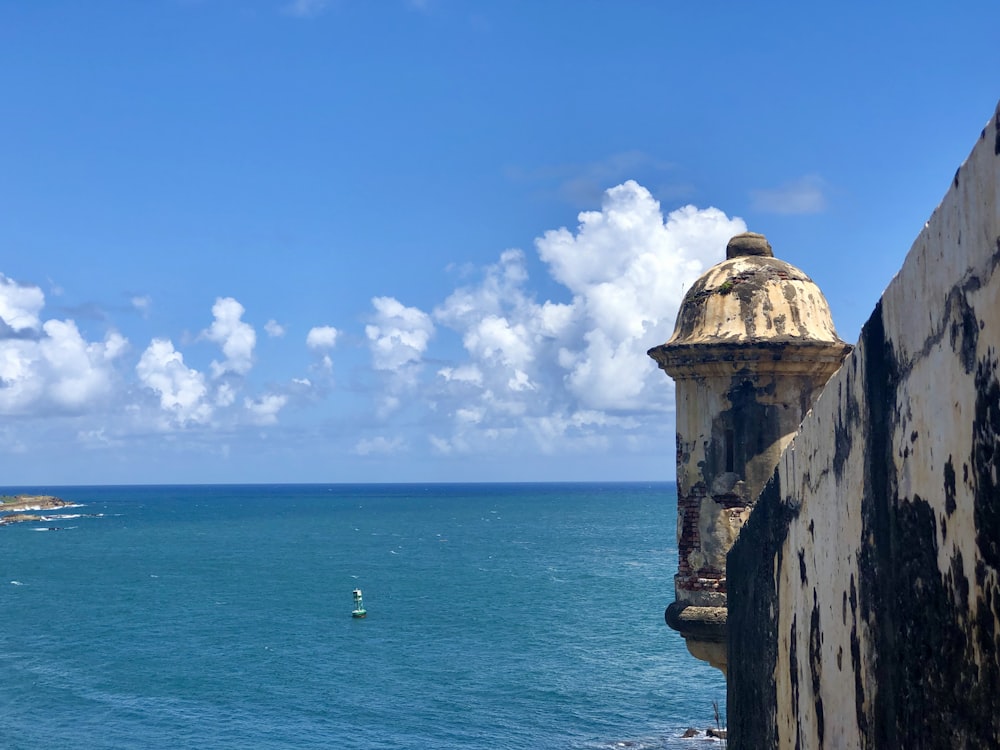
[665,602,728,675]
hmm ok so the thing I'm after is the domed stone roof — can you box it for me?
[649,233,851,374]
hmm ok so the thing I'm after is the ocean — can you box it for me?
[1,483,727,749]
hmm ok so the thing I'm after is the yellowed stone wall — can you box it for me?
[728,100,1000,748]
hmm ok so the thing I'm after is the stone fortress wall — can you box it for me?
[728,101,1000,747]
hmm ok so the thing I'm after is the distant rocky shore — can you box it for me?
[0,495,72,525]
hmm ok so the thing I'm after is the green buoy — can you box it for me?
[352,588,367,618]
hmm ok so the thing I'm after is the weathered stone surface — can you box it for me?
[649,234,850,674]
[655,252,845,349]
[728,99,1000,749]
[727,231,773,259]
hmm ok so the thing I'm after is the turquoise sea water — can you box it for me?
[1,483,726,749]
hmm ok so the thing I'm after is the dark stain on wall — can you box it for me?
[855,304,1000,747]
[948,288,980,374]
[856,301,899,748]
[809,590,825,747]
[703,375,780,498]
[788,612,800,750]
[945,457,957,517]
[833,375,860,481]
[974,559,999,699]
[727,470,791,749]
[892,496,993,745]
[973,349,999,569]
[848,573,868,738]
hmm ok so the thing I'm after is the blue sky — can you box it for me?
[1,1,996,484]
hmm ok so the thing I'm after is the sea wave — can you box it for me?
[4,502,85,512]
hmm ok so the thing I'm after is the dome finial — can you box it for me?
[727,232,773,259]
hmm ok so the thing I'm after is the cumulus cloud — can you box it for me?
[41,322,127,410]
[0,180,747,471]
[0,313,126,415]
[245,393,288,425]
[749,174,828,215]
[365,296,434,371]
[463,315,534,372]
[535,182,745,409]
[362,297,435,418]
[136,339,212,426]
[306,325,339,350]
[203,297,256,377]
[424,180,745,454]
[433,181,743,420]
[0,274,45,337]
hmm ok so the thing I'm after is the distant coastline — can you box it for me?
[0,495,71,525]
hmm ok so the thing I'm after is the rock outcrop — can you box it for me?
[1,495,71,524]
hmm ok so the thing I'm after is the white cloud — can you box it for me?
[507,369,535,392]
[435,181,746,434]
[245,393,288,425]
[749,174,828,215]
[535,181,745,410]
[0,274,45,336]
[40,321,126,410]
[0,340,41,411]
[428,434,454,454]
[425,180,745,453]
[203,297,256,377]
[0,318,126,415]
[353,435,406,456]
[365,296,434,371]
[458,406,490,425]
[131,295,152,317]
[136,339,212,426]
[306,325,339,350]
[77,427,123,449]
[437,364,483,385]
[0,272,127,416]
[0,180,745,472]
[463,315,534,371]
[215,382,237,407]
